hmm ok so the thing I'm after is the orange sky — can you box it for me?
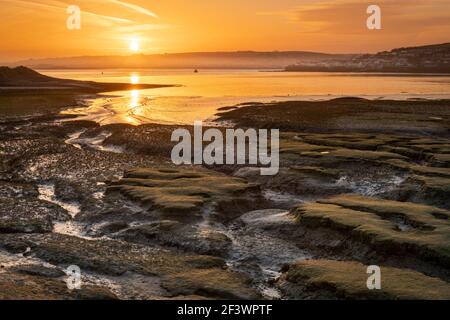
[1,0,449,61]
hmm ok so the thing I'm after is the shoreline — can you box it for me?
[56,94,450,128]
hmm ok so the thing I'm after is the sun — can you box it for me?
[130,73,140,84]
[129,39,140,52]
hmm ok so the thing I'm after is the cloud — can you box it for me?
[114,24,170,33]
[110,0,158,18]
[4,0,133,25]
[84,11,133,24]
[284,0,450,35]
[254,0,450,53]
[4,0,62,11]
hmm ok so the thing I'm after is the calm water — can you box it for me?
[41,69,450,125]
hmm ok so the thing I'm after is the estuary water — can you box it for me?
[41,69,450,125]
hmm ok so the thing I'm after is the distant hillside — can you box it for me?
[11,51,349,70]
[286,43,450,73]
[0,66,54,83]
[11,43,449,71]
[389,43,450,55]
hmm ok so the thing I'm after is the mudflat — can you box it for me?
[0,93,449,299]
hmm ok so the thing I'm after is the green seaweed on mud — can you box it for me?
[280,259,450,300]
[109,167,258,213]
[0,271,117,300]
[280,136,407,162]
[0,233,259,299]
[293,194,450,267]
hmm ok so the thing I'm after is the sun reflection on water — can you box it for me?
[125,89,142,125]
[130,89,140,107]
[57,70,450,127]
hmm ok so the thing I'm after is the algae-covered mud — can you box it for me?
[1,93,449,300]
